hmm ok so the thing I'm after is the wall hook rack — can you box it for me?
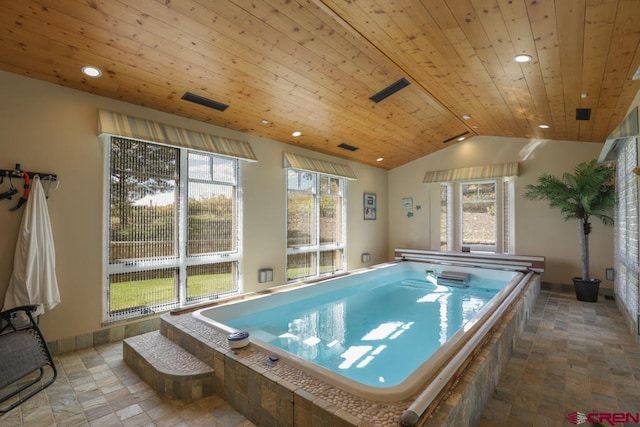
[0,163,57,181]
[0,163,58,210]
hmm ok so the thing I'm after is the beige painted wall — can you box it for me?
[388,136,615,287]
[1,68,634,343]
[0,71,389,342]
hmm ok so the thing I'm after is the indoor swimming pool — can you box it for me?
[193,260,526,402]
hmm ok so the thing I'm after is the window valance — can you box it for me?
[98,109,257,162]
[283,152,357,180]
[598,106,639,163]
[423,162,519,183]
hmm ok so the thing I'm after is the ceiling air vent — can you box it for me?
[182,92,229,112]
[442,131,470,144]
[576,108,591,121]
[338,142,359,151]
[369,78,410,103]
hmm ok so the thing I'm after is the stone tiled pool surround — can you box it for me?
[157,267,541,426]
[192,262,524,403]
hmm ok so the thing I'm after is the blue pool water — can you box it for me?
[224,270,504,388]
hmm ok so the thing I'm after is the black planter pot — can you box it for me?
[572,277,601,302]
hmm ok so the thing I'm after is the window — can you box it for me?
[440,179,514,253]
[105,137,241,321]
[461,181,497,252]
[286,170,345,281]
[440,184,452,251]
[614,137,639,329]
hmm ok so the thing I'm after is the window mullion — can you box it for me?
[315,177,321,275]
[235,160,243,291]
[178,149,188,307]
[495,180,503,253]
[454,182,461,251]
[102,137,112,319]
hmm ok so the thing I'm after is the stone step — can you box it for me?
[123,331,215,401]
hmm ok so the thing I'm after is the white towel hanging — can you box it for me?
[3,176,60,315]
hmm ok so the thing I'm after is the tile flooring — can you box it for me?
[0,340,254,426]
[1,289,639,426]
[479,290,640,426]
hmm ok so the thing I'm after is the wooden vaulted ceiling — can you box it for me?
[1,0,640,169]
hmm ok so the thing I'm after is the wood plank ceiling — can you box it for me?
[1,0,639,169]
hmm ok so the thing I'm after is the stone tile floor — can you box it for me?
[0,340,254,426]
[1,289,638,426]
[479,290,640,426]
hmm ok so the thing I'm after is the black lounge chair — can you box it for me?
[0,305,57,414]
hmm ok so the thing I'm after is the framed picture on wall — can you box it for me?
[364,193,376,220]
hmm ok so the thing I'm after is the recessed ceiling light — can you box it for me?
[376,157,384,162]
[539,124,550,129]
[462,114,471,120]
[514,54,533,63]
[457,136,466,142]
[292,131,302,137]
[81,65,102,78]
[581,93,588,99]
[261,119,269,125]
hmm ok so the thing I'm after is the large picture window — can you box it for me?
[105,137,241,321]
[286,170,345,281]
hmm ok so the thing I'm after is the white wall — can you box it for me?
[0,71,389,342]
[388,136,614,287]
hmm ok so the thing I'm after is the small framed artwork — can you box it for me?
[364,193,376,220]
[402,197,413,209]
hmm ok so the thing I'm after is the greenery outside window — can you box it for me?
[105,136,241,321]
[440,178,514,253]
[286,170,345,281]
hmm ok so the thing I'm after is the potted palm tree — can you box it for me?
[524,159,615,302]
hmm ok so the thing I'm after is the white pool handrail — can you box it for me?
[400,271,535,426]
